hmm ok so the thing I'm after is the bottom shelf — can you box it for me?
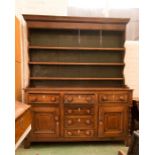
[30,80,125,88]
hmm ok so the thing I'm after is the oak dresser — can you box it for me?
[23,15,132,147]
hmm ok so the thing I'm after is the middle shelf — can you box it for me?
[30,77,124,81]
[29,62,125,66]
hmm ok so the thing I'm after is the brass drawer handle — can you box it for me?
[86,109,91,114]
[101,96,107,101]
[67,109,72,114]
[67,119,72,125]
[78,108,81,112]
[99,121,103,125]
[77,118,81,122]
[67,131,72,136]
[42,95,46,99]
[50,96,56,102]
[77,130,81,134]
[85,119,91,124]
[54,116,59,121]
[86,96,92,102]
[65,96,73,103]
[56,122,59,126]
[85,130,91,136]
[119,96,125,101]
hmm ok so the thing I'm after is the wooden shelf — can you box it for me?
[29,46,125,51]
[30,77,124,81]
[29,62,125,66]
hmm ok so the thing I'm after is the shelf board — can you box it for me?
[30,77,124,81]
[29,62,125,66]
[29,46,125,51]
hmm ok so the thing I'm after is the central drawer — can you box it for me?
[64,129,94,137]
[64,104,94,115]
[64,94,95,104]
[64,116,94,129]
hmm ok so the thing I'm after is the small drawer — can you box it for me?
[99,92,129,103]
[64,94,95,104]
[64,105,94,115]
[64,129,94,137]
[99,94,114,103]
[28,94,60,104]
[114,93,129,102]
[64,116,94,129]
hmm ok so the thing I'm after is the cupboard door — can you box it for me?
[32,106,60,138]
[98,105,127,137]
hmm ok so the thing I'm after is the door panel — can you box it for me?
[98,105,127,137]
[32,106,60,138]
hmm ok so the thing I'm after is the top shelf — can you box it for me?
[29,46,125,51]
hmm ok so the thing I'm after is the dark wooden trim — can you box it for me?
[25,87,132,91]
[30,77,124,81]
[27,21,126,30]
[29,62,125,66]
[23,14,130,24]
[29,46,125,51]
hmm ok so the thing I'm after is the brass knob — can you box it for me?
[67,119,72,125]
[56,122,59,126]
[86,96,92,102]
[99,121,103,125]
[42,95,46,99]
[78,108,81,112]
[101,96,107,101]
[119,96,125,101]
[51,96,56,102]
[67,131,72,136]
[86,119,91,124]
[86,109,91,114]
[77,130,81,134]
[77,118,81,122]
[67,109,72,114]
[67,96,73,102]
[54,116,59,121]
[85,130,91,136]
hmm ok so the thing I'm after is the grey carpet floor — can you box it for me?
[16,142,128,155]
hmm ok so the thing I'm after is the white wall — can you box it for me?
[16,0,68,15]
[125,41,139,97]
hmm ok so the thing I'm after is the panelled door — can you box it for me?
[98,105,128,137]
[31,106,60,139]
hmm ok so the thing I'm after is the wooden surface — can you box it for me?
[15,16,22,101]
[15,101,32,143]
[23,15,132,147]
[24,88,132,146]
[15,101,31,120]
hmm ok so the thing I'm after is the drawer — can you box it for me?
[64,116,94,129]
[64,129,94,137]
[64,94,95,104]
[64,105,94,115]
[28,94,60,104]
[99,92,129,103]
